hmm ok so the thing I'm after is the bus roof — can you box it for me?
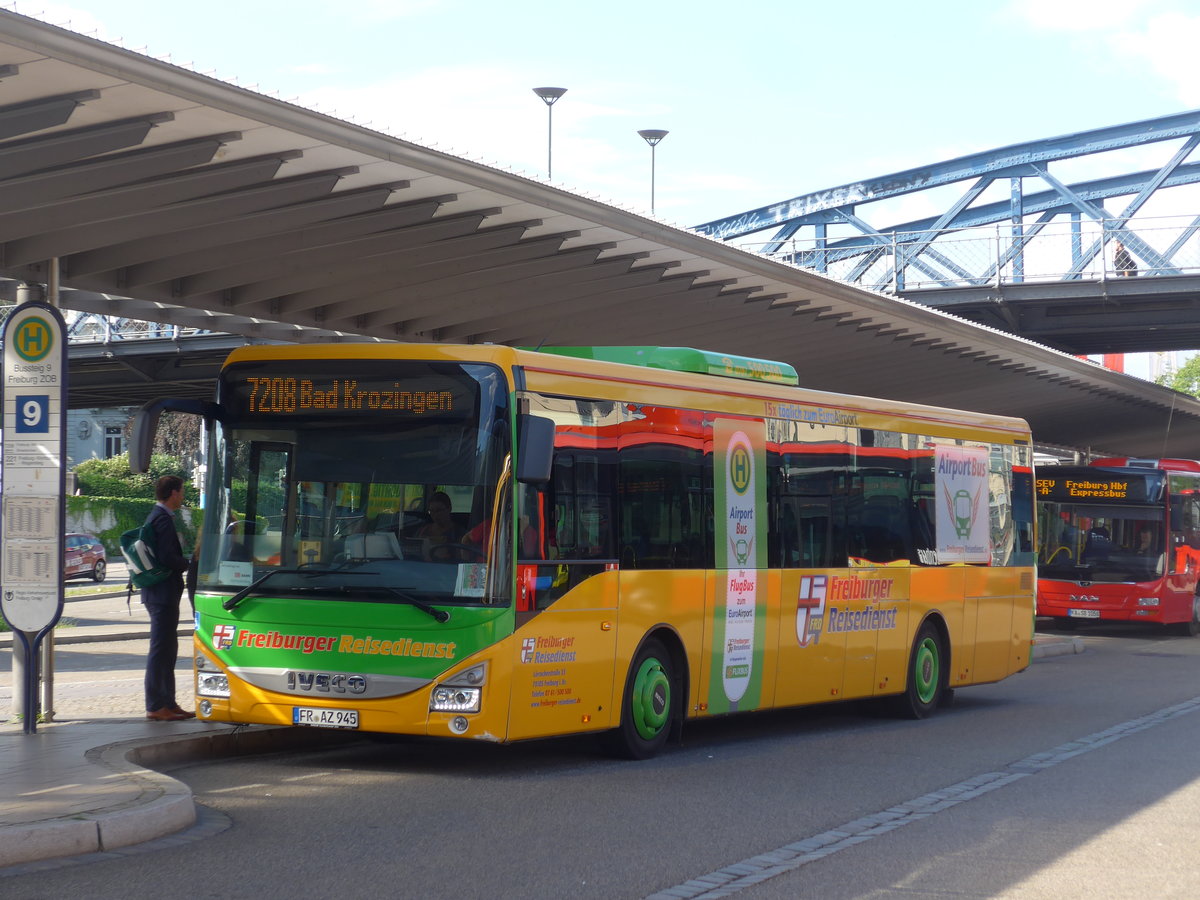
[1090,457,1200,473]
[530,346,799,386]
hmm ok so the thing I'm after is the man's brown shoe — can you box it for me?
[171,705,197,719]
[146,707,188,721]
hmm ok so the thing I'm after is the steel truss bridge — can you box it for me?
[698,110,1200,355]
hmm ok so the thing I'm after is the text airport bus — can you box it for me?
[133,343,1037,758]
[1036,457,1200,634]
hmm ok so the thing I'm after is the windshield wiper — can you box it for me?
[221,564,450,620]
[383,587,450,623]
[221,562,372,610]
[223,569,301,610]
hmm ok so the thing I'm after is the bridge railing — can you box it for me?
[0,305,210,344]
[64,318,209,344]
[734,214,1200,292]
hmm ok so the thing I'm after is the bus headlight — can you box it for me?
[1137,597,1160,606]
[197,672,231,698]
[195,651,231,697]
[430,663,486,713]
[431,686,481,712]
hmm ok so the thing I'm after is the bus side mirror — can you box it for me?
[516,413,554,485]
[130,398,223,473]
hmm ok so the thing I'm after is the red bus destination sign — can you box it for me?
[1036,473,1159,504]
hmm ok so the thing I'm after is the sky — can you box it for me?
[9,0,1200,377]
[13,0,1200,230]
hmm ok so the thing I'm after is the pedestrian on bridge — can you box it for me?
[1113,241,1137,277]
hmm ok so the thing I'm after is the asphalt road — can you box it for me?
[5,621,1200,898]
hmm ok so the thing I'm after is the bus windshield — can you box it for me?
[1038,501,1164,583]
[195,359,511,606]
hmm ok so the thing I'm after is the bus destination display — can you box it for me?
[245,377,454,415]
[1035,473,1158,504]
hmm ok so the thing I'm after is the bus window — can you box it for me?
[1011,460,1035,565]
[848,430,913,565]
[847,479,911,564]
[1169,480,1200,552]
[619,444,704,569]
[769,418,852,568]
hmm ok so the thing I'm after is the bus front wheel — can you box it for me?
[604,638,675,760]
[889,622,945,719]
[1174,596,1200,637]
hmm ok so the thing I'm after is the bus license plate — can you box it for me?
[293,707,359,729]
[1068,608,1100,619]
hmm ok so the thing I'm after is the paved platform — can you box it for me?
[0,613,1085,870]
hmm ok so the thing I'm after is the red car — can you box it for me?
[65,533,107,582]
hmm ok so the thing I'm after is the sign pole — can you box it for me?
[20,631,37,735]
[0,300,68,734]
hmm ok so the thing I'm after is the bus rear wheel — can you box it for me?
[889,622,945,719]
[603,638,675,759]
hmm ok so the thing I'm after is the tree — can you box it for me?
[122,411,203,469]
[1156,354,1200,397]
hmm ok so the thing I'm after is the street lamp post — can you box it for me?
[532,87,567,180]
[637,129,669,215]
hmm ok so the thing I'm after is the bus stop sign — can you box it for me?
[1,301,67,634]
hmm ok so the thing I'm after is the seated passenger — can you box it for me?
[418,492,464,559]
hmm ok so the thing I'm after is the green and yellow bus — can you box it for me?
[133,343,1037,758]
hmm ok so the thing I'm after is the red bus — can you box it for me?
[1036,458,1200,634]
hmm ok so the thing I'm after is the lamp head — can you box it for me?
[638,129,669,146]
[533,87,567,106]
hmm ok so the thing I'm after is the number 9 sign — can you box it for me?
[15,394,50,433]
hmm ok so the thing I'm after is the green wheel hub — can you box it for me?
[631,655,670,740]
[913,636,940,705]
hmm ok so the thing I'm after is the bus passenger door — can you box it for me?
[506,563,619,741]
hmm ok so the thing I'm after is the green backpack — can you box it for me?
[120,521,173,589]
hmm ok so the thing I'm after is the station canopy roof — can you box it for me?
[2,10,1200,459]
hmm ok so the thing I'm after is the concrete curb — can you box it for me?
[1031,636,1086,659]
[0,813,97,867]
[84,739,197,854]
[0,724,353,868]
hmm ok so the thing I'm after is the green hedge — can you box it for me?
[74,452,200,504]
[66,495,203,556]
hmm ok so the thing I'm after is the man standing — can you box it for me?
[143,475,194,721]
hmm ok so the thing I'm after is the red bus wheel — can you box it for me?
[1175,596,1200,637]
